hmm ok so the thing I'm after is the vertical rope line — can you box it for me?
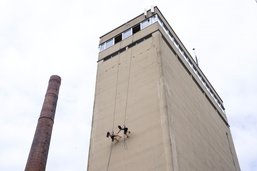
[106,144,113,171]
[107,49,121,171]
[112,53,121,130]
[122,37,134,153]
[123,45,133,125]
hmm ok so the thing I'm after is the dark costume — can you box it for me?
[118,125,130,137]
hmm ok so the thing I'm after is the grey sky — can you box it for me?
[0,0,256,170]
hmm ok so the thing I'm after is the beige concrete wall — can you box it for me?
[88,34,172,171]
[159,32,240,171]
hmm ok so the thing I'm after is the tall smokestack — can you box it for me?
[25,75,61,171]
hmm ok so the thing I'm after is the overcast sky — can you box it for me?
[0,0,256,170]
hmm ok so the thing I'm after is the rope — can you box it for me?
[123,138,128,150]
[112,54,121,130]
[123,46,133,126]
[107,38,134,170]
[106,51,121,171]
[106,143,113,171]
[120,41,134,153]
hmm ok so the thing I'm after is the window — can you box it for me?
[114,34,122,44]
[122,28,132,39]
[99,15,160,52]
[151,15,158,23]
[141,18,151,29]
[105,38,114,49]
[132,24,140,34]
[99,43,105,51]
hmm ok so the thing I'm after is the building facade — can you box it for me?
[87,7,240,171]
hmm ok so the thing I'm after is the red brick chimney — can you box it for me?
[25,75,61,171]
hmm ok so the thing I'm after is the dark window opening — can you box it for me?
[103,55,112,61]
[132,24,140,34]
[114,34,122,44]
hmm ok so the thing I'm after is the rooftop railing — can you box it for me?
[155,15,225,113]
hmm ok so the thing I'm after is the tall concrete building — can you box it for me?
[88,7,240,171]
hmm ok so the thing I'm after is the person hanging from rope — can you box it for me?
[106,131,121,142]
[117,125,130,138]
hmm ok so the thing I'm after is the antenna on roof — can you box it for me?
[144,9,147,17]
[151,6,154,13]
[192,48,199,66]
